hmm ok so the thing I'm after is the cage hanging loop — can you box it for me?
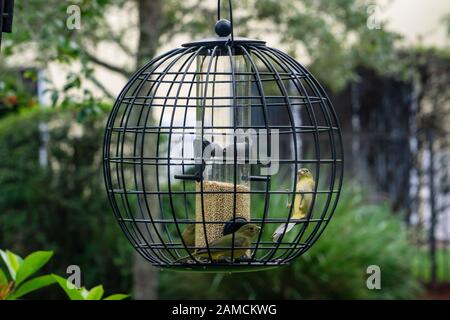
[217,0,235,45]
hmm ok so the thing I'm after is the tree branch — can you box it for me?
[87,75,115,100]
[82,49,133,78]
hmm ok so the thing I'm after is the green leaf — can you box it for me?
[86,285,104,300]
[0,250,23,280]
[52,274,84,300]
[80,287,89,299]
[0,268,7,285]
[103,294,129,300]
[15,251,53,286]
[8,274,56,300]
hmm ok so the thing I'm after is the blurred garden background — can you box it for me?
[0,0,449,300]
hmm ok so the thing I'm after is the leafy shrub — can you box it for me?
[52,274,128,300]
[0,248,129,300]
[0,249,55,300]
[159,186,423,299]
[0,108,132,298]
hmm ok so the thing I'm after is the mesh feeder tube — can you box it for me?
[194,49,252,247]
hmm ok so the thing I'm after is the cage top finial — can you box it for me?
[183,0,265,48]
[217,0,234,44]
[215,19,231,37]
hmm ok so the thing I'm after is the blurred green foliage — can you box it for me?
[413,248,450,285]
[52,274,129,300]
[159,186,423,299]
[0,107,132,298]
[2,0,406,95]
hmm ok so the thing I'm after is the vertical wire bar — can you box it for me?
[267,48,344,261]
[104,62,161,263]
[227,45,238,263]
[263,47,337,261]
[138,49,197,262]
[199,46,220,262]
[211,54,220,160]
[261,47,326,261]
[217,0,221,20]
[217,0,234,43]
[125,52,185,263]
[106,48,183,264]
[167,46,205,262]
[130,51,188,263]
[290,75,338,258]
[154,49,200,259]
[105,50,179,263]
[239,45,271,263]
[133,51,189,263]
[228,0,235,44]
[180,56,207,221]
[261,47,329,261]
[248,46,304,263]
[133,48,194,263]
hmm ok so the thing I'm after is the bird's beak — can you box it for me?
[256,226,261,231]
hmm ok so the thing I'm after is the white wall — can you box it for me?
[380,0,450,47]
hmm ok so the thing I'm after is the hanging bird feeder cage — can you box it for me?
[103,0,344,272]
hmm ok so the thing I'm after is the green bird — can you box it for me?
[181,224,196,252]
[273,168,315,242]
[192,224,261,262]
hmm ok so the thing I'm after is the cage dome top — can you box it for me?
[103,0,344,272]
[182,36,266,48]
[183,18,266,50]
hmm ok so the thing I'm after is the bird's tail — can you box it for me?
[272,223,296,242]
[173,255,190,263]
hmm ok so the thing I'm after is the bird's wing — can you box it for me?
[195,234,248,254]
[230,234,250,249]
[211,234,249,249]
[208,234,234,249]
[194,234,233,255]
[298,185,305,208]
[298,179,315,209]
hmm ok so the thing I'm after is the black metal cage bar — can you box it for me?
[103,28,344,272]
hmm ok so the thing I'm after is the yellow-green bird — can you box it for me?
[192,224,261,261]
[181,224,196,252]
[272,168,315,242]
